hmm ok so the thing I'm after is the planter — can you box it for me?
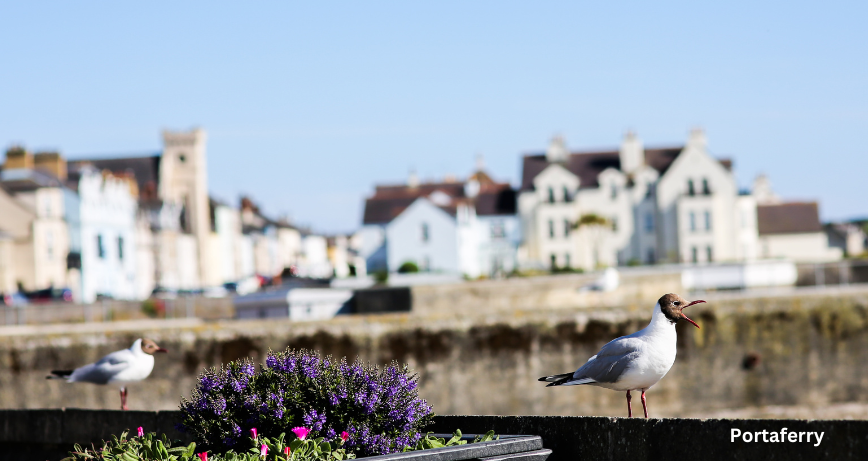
[364,434,551,461]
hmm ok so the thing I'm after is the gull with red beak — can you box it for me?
[47,338,168,410]
[539,293,704,418]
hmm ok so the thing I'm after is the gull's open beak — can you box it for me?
[681,300,705,329]
[156,348,168,353]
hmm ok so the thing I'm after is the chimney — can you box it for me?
[618,130,644,175]
[545,135,568,163]
[34,151,67,180]
[4,146,33,170]
[408,169,419,188]
[687,127,707,151]
[752,174,780,205]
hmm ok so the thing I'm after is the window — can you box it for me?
[564,253,571,268]
[706,245,713,262]
[691,246,698,263]
[422,256,431,272]
[687,179,695,196]
[689,212,696,232]
[421,223,429,242]
[548,187,555,204]
[548,219,555,239]
[563,219,571,237]
[611,185,618,200]
[702,178,711,195]
[47,230,54,260]
[490,220,505,239]
[646,248,655,264]
[97,235,105,259]
[118,236,124,261]
[611,217,618,232]
[644,213,654,233]
[704,211,712,231]
[550,254,557,270]
[179,153,186,163]
[563,186,571,202]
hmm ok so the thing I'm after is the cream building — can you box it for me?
[752,175,842,262]
[0,149,73,293]
[518,129,759,270]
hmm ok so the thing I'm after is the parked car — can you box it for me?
[24,287,73,303]
[0,292,29,307]
[151,286,178,300]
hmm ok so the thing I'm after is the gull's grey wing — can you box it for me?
[564,336,644,385]
[68,349,134,384]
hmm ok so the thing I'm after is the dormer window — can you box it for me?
[611,185,618,200]
[702,178,711,195]
[563,186,572,202]
[687,179,695,196]
[548,187,555,204]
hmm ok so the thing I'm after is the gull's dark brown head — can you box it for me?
[141,338,168,355]
[657,293,704,329]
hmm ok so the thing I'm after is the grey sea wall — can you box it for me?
[0,280,867,419]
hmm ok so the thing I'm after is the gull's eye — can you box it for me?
[674,301,680,306]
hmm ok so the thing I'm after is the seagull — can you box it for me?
[47,338,167,410]
[538,293,704,418]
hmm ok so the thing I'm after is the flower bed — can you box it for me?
[62,348,550,461]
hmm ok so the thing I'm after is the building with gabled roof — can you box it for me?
[518,129,755,270]
[359,161,520,278]
[752,176,842,262]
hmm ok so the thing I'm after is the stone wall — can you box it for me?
[1,284,867,420]
[1,410,865,461]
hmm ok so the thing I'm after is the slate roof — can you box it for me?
[67,154,161,199]
[520,146,689,191]
[757,202,822,235]
[362,177,516,225]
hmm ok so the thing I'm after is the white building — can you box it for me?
[752,175,842,262]
[518,129,759,270]
[360,168,520,278]
[68,165,140,303]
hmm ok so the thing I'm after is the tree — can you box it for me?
[573,213,612,269]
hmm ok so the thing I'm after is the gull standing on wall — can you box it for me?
[539,293,704,418]
[47,338,168,410]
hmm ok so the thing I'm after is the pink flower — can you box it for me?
[283,447,291,455]
[250,428,258,440]
[291,426,310,441]
[260,443,268,457]
[137,427,144,437]
[340,431,349,443]
[198,453,208,461]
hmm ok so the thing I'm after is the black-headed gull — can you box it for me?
[47,338,167,410]
[539,293,704,418]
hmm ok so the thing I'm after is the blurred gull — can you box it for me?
[580,267,620,292]
[47,338,167,410]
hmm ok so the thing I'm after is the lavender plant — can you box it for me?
[177,349,433,457]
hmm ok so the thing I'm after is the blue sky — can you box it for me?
[1,2,865,232]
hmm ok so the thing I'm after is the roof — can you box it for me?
[0,167,67,192]
[520,145,693,191]
[363,176,516,225]
[67,154,161,200]
[757,202,822,235]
